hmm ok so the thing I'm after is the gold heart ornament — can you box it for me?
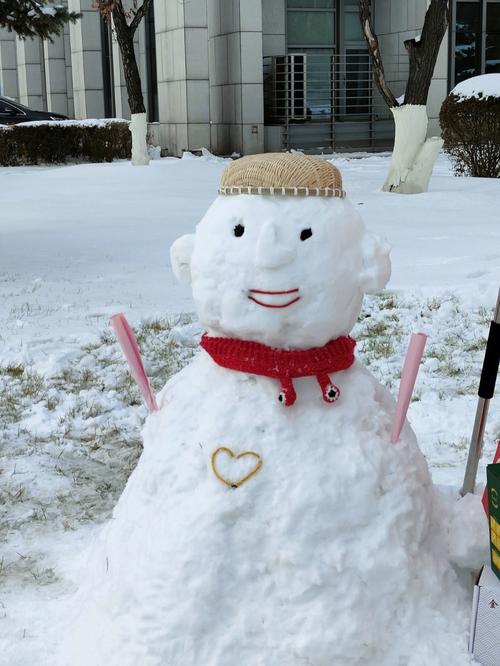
[211,447,263,489]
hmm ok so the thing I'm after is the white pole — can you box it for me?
[462,288,500,496]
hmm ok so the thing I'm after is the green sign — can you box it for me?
[487,464,500,579]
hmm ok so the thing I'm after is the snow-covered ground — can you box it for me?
[1,152,499,664]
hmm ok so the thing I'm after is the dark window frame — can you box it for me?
[145,2,159,122]
[100,17,115,118]
[450,0,500,88]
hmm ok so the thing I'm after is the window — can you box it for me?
[0,101,24,117]
[455,2,481,84]
[100,18,115,118]
[287,9,335,47]
[288,0,334,7]
[285,1,370,119]
[286,0,337,119]
[145,3,159,122]
[344,11,363,40]
[453,0,500,85]
[486,3,500,73]
[345,50,371,114]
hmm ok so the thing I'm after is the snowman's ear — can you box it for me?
[359,233,391,294]
[170,234,195,284]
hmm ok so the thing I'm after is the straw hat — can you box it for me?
[219,152,345,198]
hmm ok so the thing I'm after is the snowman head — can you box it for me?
[171,153,390,349]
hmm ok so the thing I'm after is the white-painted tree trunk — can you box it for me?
[382,104,443,194]
[130,113,150,167]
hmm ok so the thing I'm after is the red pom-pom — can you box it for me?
[316,373,340,404]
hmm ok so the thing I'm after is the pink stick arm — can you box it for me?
[391,332,428,444]
[110,313,158,413]
[482,440,500,517]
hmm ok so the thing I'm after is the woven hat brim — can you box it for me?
[218,185,345,198]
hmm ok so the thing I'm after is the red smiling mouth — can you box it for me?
[248,288,301,309]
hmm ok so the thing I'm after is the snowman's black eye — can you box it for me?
[234,224,245,237]
[300,228,312,241]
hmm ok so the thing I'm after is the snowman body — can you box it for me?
[61,355,470,666]
[59,156,472,665]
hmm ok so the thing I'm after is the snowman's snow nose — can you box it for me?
[255,221,296,269]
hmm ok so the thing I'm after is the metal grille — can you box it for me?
[263,52,395,152]
[264,54,307,121]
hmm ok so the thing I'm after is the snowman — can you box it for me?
[59,153,475,666]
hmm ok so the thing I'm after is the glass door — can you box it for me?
[285,0,371,149]
[338,0,371,118]
[287,0,336,120]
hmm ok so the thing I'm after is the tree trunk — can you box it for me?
[111,4,145,115]
[359,0,449,193]
[111,3,149,165]
[383,105,443,193]
[404,0,449,105]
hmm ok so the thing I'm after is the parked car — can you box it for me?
[0,96,69,125]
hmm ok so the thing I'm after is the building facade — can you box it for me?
[0,0,498,156]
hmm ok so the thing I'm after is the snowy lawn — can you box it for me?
[1,152,499,664]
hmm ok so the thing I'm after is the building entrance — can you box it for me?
[264,0,387,151]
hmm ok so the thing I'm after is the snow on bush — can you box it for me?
[440,74,500,178]
[16,118,130,129]
[452,73,500,100]
[0,120,131,166]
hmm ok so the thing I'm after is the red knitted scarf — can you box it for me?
[200,334,356,406]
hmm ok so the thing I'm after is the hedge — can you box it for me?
[440,93,500,178]
[0,119,132,166]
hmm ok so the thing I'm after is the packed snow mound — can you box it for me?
[181,147,231,164]
[57,166,477,665]
[452,73,500,99]
[449,491,490,570]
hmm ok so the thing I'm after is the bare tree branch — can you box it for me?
[358,0,398,108]
[95,0,150,114]
[130,0,152,35]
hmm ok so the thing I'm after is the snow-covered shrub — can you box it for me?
[0,119,131,166]
[440,74,500,178]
